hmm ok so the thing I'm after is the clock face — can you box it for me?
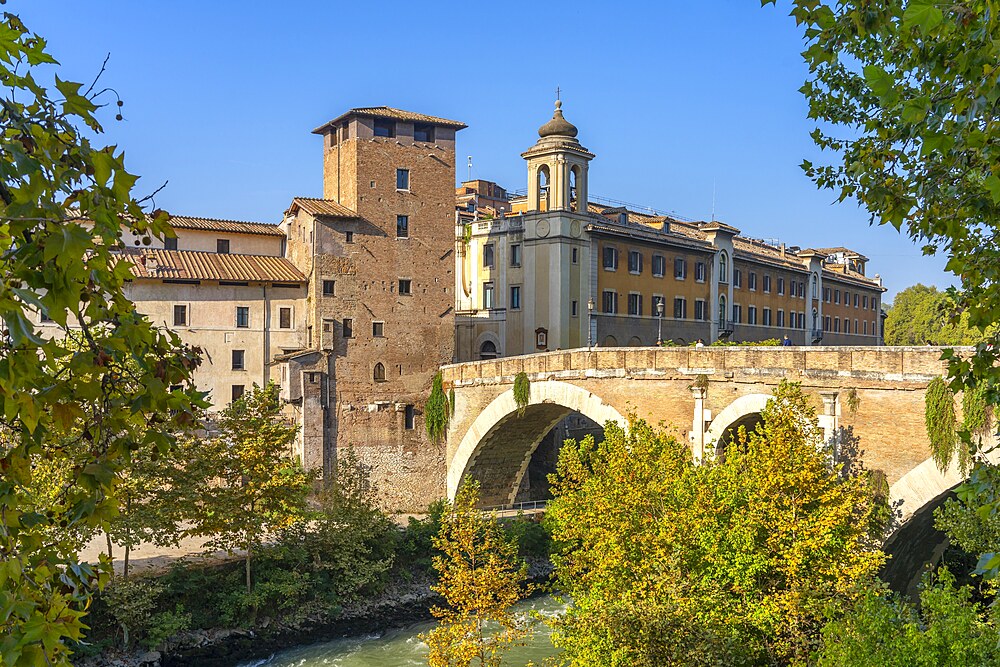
[536,219,550,238]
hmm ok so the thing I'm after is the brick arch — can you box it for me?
[447,380,626,505]
[703,393,773,454]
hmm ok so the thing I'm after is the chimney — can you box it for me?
[780,243,786,257]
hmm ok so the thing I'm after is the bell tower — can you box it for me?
[521,100,594,213]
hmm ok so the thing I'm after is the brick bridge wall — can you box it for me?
[442,346,972,520]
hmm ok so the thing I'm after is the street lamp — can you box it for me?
[587,297,595,349]
[656,298,664,346]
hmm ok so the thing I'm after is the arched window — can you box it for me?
[570,166,580,211]
[811,274,818,299]
[479,340,498,360]
[718,252,728,283]
[812,308,819,332]
[719,294,727,328]
[373,362,386,382]
[537,165,550,210]
[602,335,618,347]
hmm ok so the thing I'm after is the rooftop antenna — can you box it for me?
[467,156,473,182]
[711,178,717,222]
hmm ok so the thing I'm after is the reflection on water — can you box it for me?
[242,596,562,667]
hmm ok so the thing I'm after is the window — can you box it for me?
[628,293,642,316]
[863,295,869,309]
[799,282,805,299]
[480,340,498,359]
[510,285,521,310]
[571,247,579,264]
[373,119,395,137]
[396,215,409,238]
[872,298,877,311]
[345,231,354,243]
[279,307,292,329]
[217,239,230,254]
[854,293,860,308]
[732,304,742,324]
[812,276,819,298]
[396,168,409,191]
[748,306,758,325]
[232,385,245,402]
[628,250,643,274]
[777,310,784,327]
[777,277,785,295]
[343,318,354,338]
[373,321,384,337]
[674,297,687,319]
[695,262,706,282]
[413,123,434,143]
[763,308,772,326]
[719,252,729,282]
[404,404,415,429]
[864,320,869,335]
[483,282,494,309]
[652,254,666,277]
[603,290,618,314]
[694,299,706,320]
[483,244,495,268]
[674,257,687,279]
[652,295,665,316]
[232,349,245,371]
[719,295,727,327]
[749,272,757,291]
[236,306,249,328]
[823,287,831,302]
[373,362,386,381]
[733,268,742,288]
[164,237,177,251]
[834,318,841,333]
[603,246,618,271]
[834,289,841,304]
[824,315,831,331]
[571,300,579,317]
[855,318,860,333]
[173,304,187,326]
[398,279,412,295]
[510,244,522,267]
[763,275,771,293]
[323,280,336,296]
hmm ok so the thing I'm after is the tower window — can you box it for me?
[173,304,187,326]
[404,404,415,429]
[323,280,336,296]
[483,244,495,268]
[396,215,409,238]
[396,168,410,191]
[373,362,386,382]
[279,307,292,329]
[510,285,521,310]
[510,244,521,267]
[232,385,245,402]
[398,279,412,295]
[232,349,245,371]
[345,231,354,243]
[343,318,353,338]
[572,247,579,264]
[217,239,230,254]
[374,119,395,138]
[373,321,385,337]
[413,123,434,143]
[483,282,494,309]
[236,306,250,328]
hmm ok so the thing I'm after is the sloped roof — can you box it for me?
[125,249,305,283]
[286,197,358,219]
[167,215,284,237]
[313,106,467,133]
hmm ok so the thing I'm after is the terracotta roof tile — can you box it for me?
[314,106,467,133]
[287,197,358,218]
[125,249,305,283]
[168,215,284,237]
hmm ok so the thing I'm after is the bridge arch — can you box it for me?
[448,380,626,506]
[704,393,772,454]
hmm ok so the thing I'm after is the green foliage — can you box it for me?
[425,372,449,442]
[691,373,709,392]
[546,381,887,666]
[935,481,1000,560]
[504,515,552,560]
[422,480,533,667]
[924,377,963,472]
[962,383,992,444]
[0,14,205,663]
[184,381,312,599]
[449,387,456,417]
[399,499,448,572]
[883,284,984,346]
[817,570,1000,666]
[103,578,191,651]
[513,372,530,417]
[846,387,861,415]
[708,338,781,346]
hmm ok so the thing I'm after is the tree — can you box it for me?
[546,382,887,666]
[422,480,533,667]
[0,14,203,664]
[817,570,1000,666]
[760,0,1000,576]
[186,382,311,600]
[883,284,982,346]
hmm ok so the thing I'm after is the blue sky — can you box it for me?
[20,1,951,301]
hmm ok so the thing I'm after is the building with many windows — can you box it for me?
[454,102,885,361]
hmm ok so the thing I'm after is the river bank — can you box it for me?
[76,561,554,667]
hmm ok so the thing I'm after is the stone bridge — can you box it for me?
[441,346,981,530]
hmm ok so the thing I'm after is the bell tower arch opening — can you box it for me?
[521,100,594,214]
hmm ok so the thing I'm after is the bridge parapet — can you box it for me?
[442,346,962,388]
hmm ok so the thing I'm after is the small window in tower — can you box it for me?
[343,318,354,338]
[510,244,521,267]
[323,280,336,296]
[572,247,579,264]
[398,279,412,295]
[374,119,395,138]
[232,349,245,371]
[341,124,350,141]
[396,169,410,191]
[373,321,385,337]
[404,404,415,429]
[345,231,354,243]
[236,306,250,328]
[279,307,292,329]
[232,384,245,402]
[396,215,409,238]
[373,362,386,382]
[413,123,434,143]
[217,239,230,254]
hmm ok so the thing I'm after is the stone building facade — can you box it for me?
[454,102,885,362]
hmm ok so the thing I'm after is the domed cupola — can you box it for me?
[538,100,578,139]
[521,99,595,213]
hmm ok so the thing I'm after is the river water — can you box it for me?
[241,597,563,667]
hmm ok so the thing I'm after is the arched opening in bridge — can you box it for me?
[714,411,764,456]
[704,393,773,460]
[881,487,957,601]
[515,411,605,504]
